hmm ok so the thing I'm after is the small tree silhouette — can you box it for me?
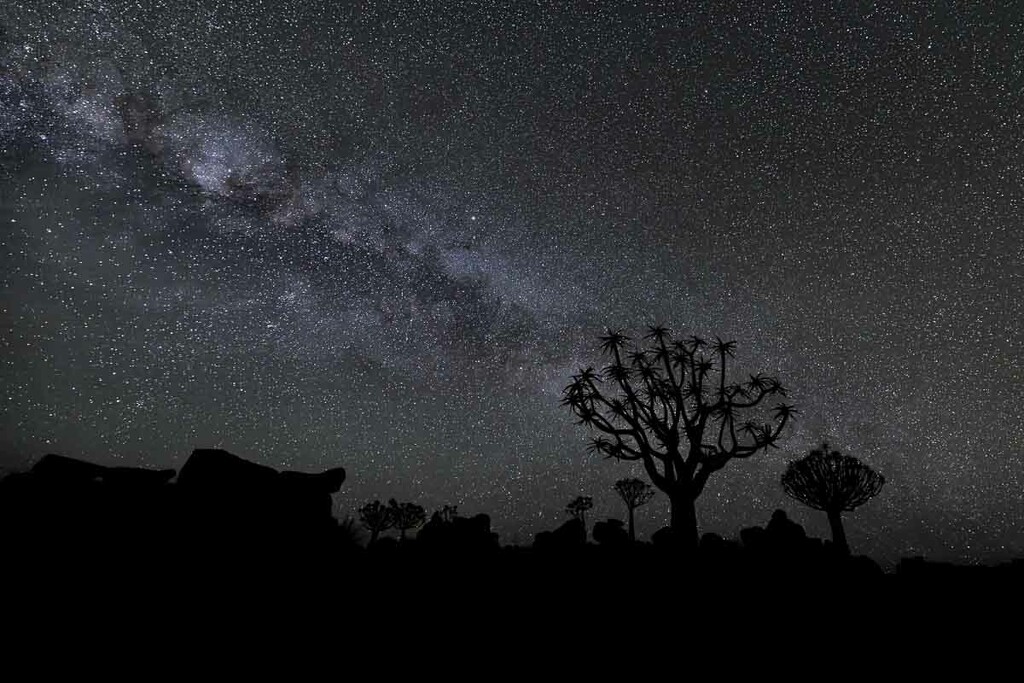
[563,326,795,552]
[781,442,885,555]
[436,504,459,523]
[359,499,395,546]
[613,477,656,543]
[389,499,426,541]
[565,496,593,536]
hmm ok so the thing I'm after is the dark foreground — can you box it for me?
[2,449,1020,638]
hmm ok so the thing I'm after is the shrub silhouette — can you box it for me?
[781,443,884,555]
[613,477,655,542]
[359,499,395,545]
[563,326,795,552]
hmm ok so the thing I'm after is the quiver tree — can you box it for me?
[781,443,884,555]
[563,326,796,553]
[359,499,395,545]
[565,496,593,535]
[613,477,655,542]
[388,499,426,540]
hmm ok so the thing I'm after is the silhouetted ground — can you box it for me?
[1,451,1020,634]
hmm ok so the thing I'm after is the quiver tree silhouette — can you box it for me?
[359,499,395,545]
[563,326,796,553]
[781,443,884,555]
[613,477,655,542]
[388,499,426,540]
[565,496,593,536]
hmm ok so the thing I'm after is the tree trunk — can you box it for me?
[369,528,379,546]
[669,491,698,554]
[827,509,849,555]
[627,506,636,543]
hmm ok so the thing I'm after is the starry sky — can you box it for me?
[1,1,1021,564]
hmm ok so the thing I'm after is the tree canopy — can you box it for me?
[782,443,885,513]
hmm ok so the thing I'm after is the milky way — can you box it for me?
[2,1,1022,563]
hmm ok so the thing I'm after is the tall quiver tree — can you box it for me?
[613,477,655,543]
[563,327,796,553]
[781,442,884,555]
[359,499,395,546]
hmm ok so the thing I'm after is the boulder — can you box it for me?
[534,518,586,551]
[176,449,346,546]
[592,518,629,547]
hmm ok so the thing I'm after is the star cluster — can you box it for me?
[1,1,1022,563]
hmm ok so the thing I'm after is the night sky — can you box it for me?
[2,1,1021,564]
